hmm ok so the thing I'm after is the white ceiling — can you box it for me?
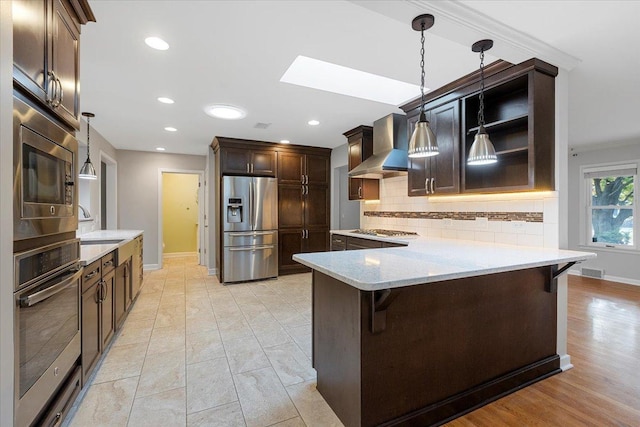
[80,0,640,156]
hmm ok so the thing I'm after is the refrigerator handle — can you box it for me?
[248,178,254,230]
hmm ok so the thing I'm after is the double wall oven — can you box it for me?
[13,91,81,427]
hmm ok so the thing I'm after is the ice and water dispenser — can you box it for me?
[226,198,243,224]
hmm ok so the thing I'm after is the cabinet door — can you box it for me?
[278,229,306,274]
[278,184,304,229]
[305,229,329,253]
[349,177,363,200]
[278,152,304,184]
[12,0,49,103]
[331,234,347,251]
[250,150,277,176]
[305,154,330,185]
[100,271,115,350]
[428,101,460,194]
[81,283,100,383]
[305,185,329,229]
[221,148,251,175]
[348,140,362,171]
[407,112,430,197]
[114,262,127,330]
[51,0,80,129]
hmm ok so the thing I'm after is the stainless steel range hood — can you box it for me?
[348,113,408,179]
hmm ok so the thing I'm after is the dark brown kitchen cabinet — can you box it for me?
[81,251,115,384]
[407,100,460,196]
[12,0,95,130]
[277,147,331,275]
[331,234,346,251]
[221,147,277,176]
[132,235,143,299]
[344,126,379,200]
[401,59,557,195]
[115,258,132,330]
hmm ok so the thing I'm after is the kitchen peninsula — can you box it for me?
[293,234,594,426]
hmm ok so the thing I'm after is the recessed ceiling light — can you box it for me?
[164,127,177,132]
[280,139,290,144]
[308,120,320,126]
[281,55,423,105]
[145,36,169,50]
[204,105,246,120]
[156,147,166,151]
[157,97,174,104]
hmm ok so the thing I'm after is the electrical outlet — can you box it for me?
[512,220,526,230]
[475,217,488,230]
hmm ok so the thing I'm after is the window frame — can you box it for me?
[580,162,637,251]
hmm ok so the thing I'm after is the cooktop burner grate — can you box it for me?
[352,229,419,237]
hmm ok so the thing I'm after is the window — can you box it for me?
[582,163,637,250]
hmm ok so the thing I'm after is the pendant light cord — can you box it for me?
[85,116,91,162]
[477,48,485,127]
[420,24,426,113]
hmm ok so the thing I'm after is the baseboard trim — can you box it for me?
[568,269,640,287]
[379,355,561,426]
[559,354,573,371]
[143,264,160,271]
[163,252,198,258]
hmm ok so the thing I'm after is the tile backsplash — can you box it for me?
[361,176,559,248]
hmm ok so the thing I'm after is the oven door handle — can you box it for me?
[19,269,82,308]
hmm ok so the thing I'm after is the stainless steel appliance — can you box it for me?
[13,238,82,427]
[222,176,278,282]
[13,93,78,241]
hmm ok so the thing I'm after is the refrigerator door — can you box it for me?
[252,177,278,231]
[223,240,278,283]
[222,176,252,232]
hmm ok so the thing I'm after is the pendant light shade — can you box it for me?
[79,112,97,180]
[467,39,497,166]
[408,14,438,159]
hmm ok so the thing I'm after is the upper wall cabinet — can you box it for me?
[220,146,277,176]
[407,100,460,196]
[401,59,558,196]
[344,126,379,200]
[13,0,95,131]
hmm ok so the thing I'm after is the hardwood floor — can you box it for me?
[448,275,640,426]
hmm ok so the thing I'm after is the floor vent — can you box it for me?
[582,267,604,279]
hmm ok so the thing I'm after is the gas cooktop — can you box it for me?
[352,229,419,237]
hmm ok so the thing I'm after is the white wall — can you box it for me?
[568,140,640,283]
[77,118,118,234]
[330,143,348,229]
[117,150,206,268]
[0,2,14,424]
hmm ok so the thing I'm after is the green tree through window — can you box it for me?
[591,176,634,245]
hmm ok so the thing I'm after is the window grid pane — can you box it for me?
[588,172,635,248]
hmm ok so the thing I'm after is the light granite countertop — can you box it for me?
[293,231,595,291]
[78,230,143,266]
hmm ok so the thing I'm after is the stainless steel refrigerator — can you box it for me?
[221,176,278,283]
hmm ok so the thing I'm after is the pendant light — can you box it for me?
[408,14,438,158]
[467,39,497,166]
[79,112,97,180]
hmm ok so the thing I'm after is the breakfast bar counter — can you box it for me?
[293,236,594,426]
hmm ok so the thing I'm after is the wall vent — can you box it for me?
[582,267,604,279]
[254,122,271,129]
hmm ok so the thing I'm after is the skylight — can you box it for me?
[280,55,423,106]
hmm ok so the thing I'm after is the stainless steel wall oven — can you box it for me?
[13,93,78,241]
[13,238,81,427]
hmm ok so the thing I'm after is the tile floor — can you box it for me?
[66,256,343,427]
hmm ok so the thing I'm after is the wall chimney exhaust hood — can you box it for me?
[348,113,408,179]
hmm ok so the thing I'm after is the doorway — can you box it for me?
[158,170,205,268]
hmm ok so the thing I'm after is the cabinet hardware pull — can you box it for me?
[56,76,64,106]
[425,178,430,194]
[302,230,305,237]
[247,163,250,173]
[431,178,435,194]
[46,71,56,104]
[251,163,254,173]
[85,270,98,279]
[358,186,362,198]
[101,281,108,302]
[103,260,113,268]
[305,175,309,184]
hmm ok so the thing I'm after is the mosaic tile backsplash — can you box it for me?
[359,176,559,249]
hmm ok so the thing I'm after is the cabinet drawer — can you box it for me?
[81,259,101,293]
[101,251,115,275]
[346,236,383,250]
[37,365,81,427]
[331,235,346,251]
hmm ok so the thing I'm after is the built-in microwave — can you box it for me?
[13,93,78,241]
